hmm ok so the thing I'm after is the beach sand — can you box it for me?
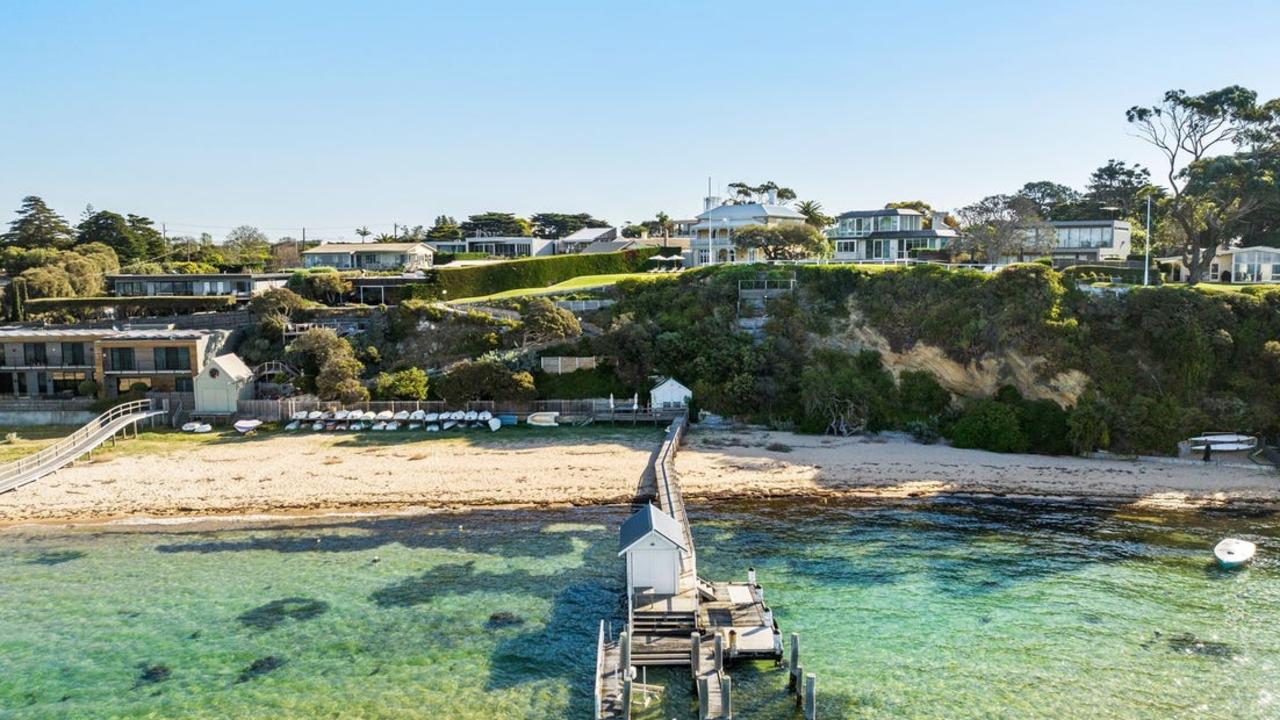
[1,427,1276,525]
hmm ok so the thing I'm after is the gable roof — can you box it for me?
[652,377,690,394]
[581,239,637,254]
[303,243,432,254]
[836,208,924,219]
[695,202,805,222]
[618,503,688,555]
[208,353,253,381]
[562,226,616,242]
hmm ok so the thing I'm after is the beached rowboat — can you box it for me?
[233,419,263,434]
[285,420,301,431]
[527,412,559,428]
[487,417,502,432]
[1214,538,1256,569]
[181,422,200,432]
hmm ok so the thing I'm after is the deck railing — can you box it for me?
[0,399,156,493]
[593,619,606,720]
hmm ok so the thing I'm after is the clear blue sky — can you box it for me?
[3,0,1279,242]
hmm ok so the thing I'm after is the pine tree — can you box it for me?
[3,196,73,249]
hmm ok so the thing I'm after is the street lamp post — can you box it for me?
[1143,195,1153,286]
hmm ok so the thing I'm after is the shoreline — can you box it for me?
[1,428,1276,530]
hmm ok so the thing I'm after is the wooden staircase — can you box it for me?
[630,610,697,666]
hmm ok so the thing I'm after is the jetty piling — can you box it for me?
[804,673,817,720]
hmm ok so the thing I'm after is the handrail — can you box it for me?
[0,399,155,490]
[593,619,606,720]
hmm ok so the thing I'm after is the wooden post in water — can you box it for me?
[698,677,709,720]
[622,678,632,720]
[788,633,800,691]
[620,630,630,673]
[793,664,803,706]
[690,632,701,675]
[713,633,724,672]
[722,675,732,719]
[804,673,816,720]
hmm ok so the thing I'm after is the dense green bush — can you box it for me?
[26,295,237,318]
[1061,264,1147,285]
[372,367,429,400]
[407,249,659,300]
[897,370,952,424]
[947,400,1028,453]
[534,365,630,399]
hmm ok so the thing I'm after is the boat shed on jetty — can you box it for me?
[618,503,689,597]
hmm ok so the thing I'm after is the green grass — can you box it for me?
[449,271,674,303]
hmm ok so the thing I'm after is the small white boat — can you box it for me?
[233,419,263,434]
[410,410,426,421]
[322,411,336,421]
[350,422,365,431]
[478,410,493,422]
[290,411,308,421]
[451,410,465,421]
[1214,538,1256,569]
[527,411,560,428]
[376,410,394,421]
[194,423,213,434]
[311,421,324,431]
[181,421,200,433]
[442,420,457,430]
[371,421,387,431]
[425,412,439,423]
[426,423,440,432]
[409,422,422,430]
[393,410,410,421]
[464,410,478,422]
[386,421,401,431]
[335,409,350,421]
[488,417,502,432]
[307,410,323,420]
[286,420,302,431]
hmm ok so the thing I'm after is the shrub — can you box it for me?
[436,360,536,403]
[248,287,308,317]
[947,399,1028,453]
[373,368,429,400]
[521,297,581,345]
[905,419,941,444]
[407,249,659,300]
[77,379,99,397]
[897,370,952,423]
[534,365,629,399]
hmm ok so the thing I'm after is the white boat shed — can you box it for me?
[650,377,692,409]
[194,353,254,414]
[618,503,688,597]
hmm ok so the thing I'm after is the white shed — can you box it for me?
[650,377,692,409]
[194,353,254,414]
[618,503,688,597]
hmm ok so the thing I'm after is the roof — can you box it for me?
[100,329,212,341]
[652,377,691,393]
[1048,220,1131,229]
[208,353,253,381]
[303,243,432,254]
[836,208,925,219]
[618,503,689,555]
[838,229,959,239]
[106,273,292,280]
[0,327,211,341]
[580,240,637,254]
[561,226,616,242]
[1219,245,1280,255]
[695,202,806,222]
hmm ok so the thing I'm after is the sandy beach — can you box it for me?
[0,427,1276,525]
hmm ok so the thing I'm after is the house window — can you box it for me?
[175,376,193,392]
[61,343,86,366]
[836,240,858,255]
[1271,263,1280,280]
[153,347,191,371]
[697,250,709,265]
[1210,263,1220,281]
[108,347,136,371]
[51,371,86,394]
[23,343,47,366]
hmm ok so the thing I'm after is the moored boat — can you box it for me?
[181,421,200,432]
[1214,538,1256,569]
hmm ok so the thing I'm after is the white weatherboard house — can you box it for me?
[618,503,689,597]
[651,377,692,409]
[194,353,254,414]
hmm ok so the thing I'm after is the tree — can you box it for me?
[726,181,797,205]
[290,270,350,304]
[1014,181,1082,219]
[795,200,833,229]
[127,214,167,261]
[1085,159,1153,217]
[355,226,372,243]
[18,265,74,298]
[77,210,142,262]
[373,367,429,400]
[287,327,350,377]
[521,297,581,345]
[316,355,367,403]
[427,215,463,243]
[530,212,609,239]
[435,359,536,402]
[733,223,832,261]
[3,196,73,249]
[248,287,308,318]
[270,239,302,269]
[459,212,531,237]
[957,195,1055,262]
[1126,86,1276,281]
[621,224,646,239]
[224,225,272,269]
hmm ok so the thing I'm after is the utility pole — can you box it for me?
[1144,195,1152,286]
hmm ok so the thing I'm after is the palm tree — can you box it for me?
[355,226,372,243]
[796,200,831,229]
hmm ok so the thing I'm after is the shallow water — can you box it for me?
[1,497,1276,719]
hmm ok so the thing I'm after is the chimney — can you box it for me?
[766,188,778,205]
[932,211,950,229]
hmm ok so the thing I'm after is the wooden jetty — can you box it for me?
[594,415,784,719]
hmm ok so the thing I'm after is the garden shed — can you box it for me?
[194,353,254,414]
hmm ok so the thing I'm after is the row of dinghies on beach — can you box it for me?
[180,409,563,434]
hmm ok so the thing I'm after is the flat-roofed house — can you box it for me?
[107,273,291,301]
[1162,246,1280,283]
[95,329,224,396]
[0,328,111,398]
[827,208,959,261]
[302,243,434,271]
[557,226,617,254]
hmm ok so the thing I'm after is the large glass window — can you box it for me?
[108,347,135,371]
[876,216,896,232]
[153,347,191,371]
[61,342,86,366]
[836,240,858,255]
[175,376,193,392]
[51,371,86,394]
[23,343,47,366]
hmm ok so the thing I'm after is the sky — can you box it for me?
[3,0,1280,243]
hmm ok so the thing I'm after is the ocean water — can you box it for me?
[0,497,1276,719]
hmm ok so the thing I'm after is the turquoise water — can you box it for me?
[1,498,1277,719]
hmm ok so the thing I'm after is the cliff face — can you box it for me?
[824,306,1088,408]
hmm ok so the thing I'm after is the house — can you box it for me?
[463,235,555,257]
[1162,246,1280,283]
[690,192,807,265]
[557,226,617,254]
[651,377,692,408]
[827,209,958,261]
[618,503,689,597]
[0,327,225,399]
[1026,220,1132,263]
[302,243,434,271]
[107,272,292,301]
[194,353,255,414]
[580,239,639,254]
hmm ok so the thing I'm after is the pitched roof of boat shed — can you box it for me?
[618,503,688,555]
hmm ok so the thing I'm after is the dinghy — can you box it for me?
[393,410,410,421]
[426,423,440,432]
[372,421,387,431]
[1214,538,1256,569]
[424,412,439,423]
[450,410,465,421]
[442,420,457,430]
[194,423,213,433]
[285,420,301,431]
[335,409,350,420]
[386,421,400,431]
[311,421,325,431]
[410,410,426,421]
[336,422,349,431]
[233,419,263,434]
[307,410,323,420]
[376,410,394,421]
[464,410,478,422]
[322,411,336,421]
[181,421,200,432]
[350,422,365,431]
[487,417,502,432]
[290,411,308,421]
[409,422,422,430]
[478,410,493,422]
[527,411,560,428]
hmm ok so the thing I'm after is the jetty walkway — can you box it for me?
[0,399,163,495]
[594,415,784,719]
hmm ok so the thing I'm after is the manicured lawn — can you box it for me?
[450,271,676,303]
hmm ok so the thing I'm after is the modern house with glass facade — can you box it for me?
[689,196,807,265]
[0,328,224,399]
[1162,246,1280,283]
[107,273,291,301]
[826,209,958,261]
[1022,220,1132,263]
[302,243,434,271]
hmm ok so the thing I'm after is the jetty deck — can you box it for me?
[595,415,782,719]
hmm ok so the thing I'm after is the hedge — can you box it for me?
[1061,264,1152,285]
[408,248,660,300]
[27,295,238,315]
